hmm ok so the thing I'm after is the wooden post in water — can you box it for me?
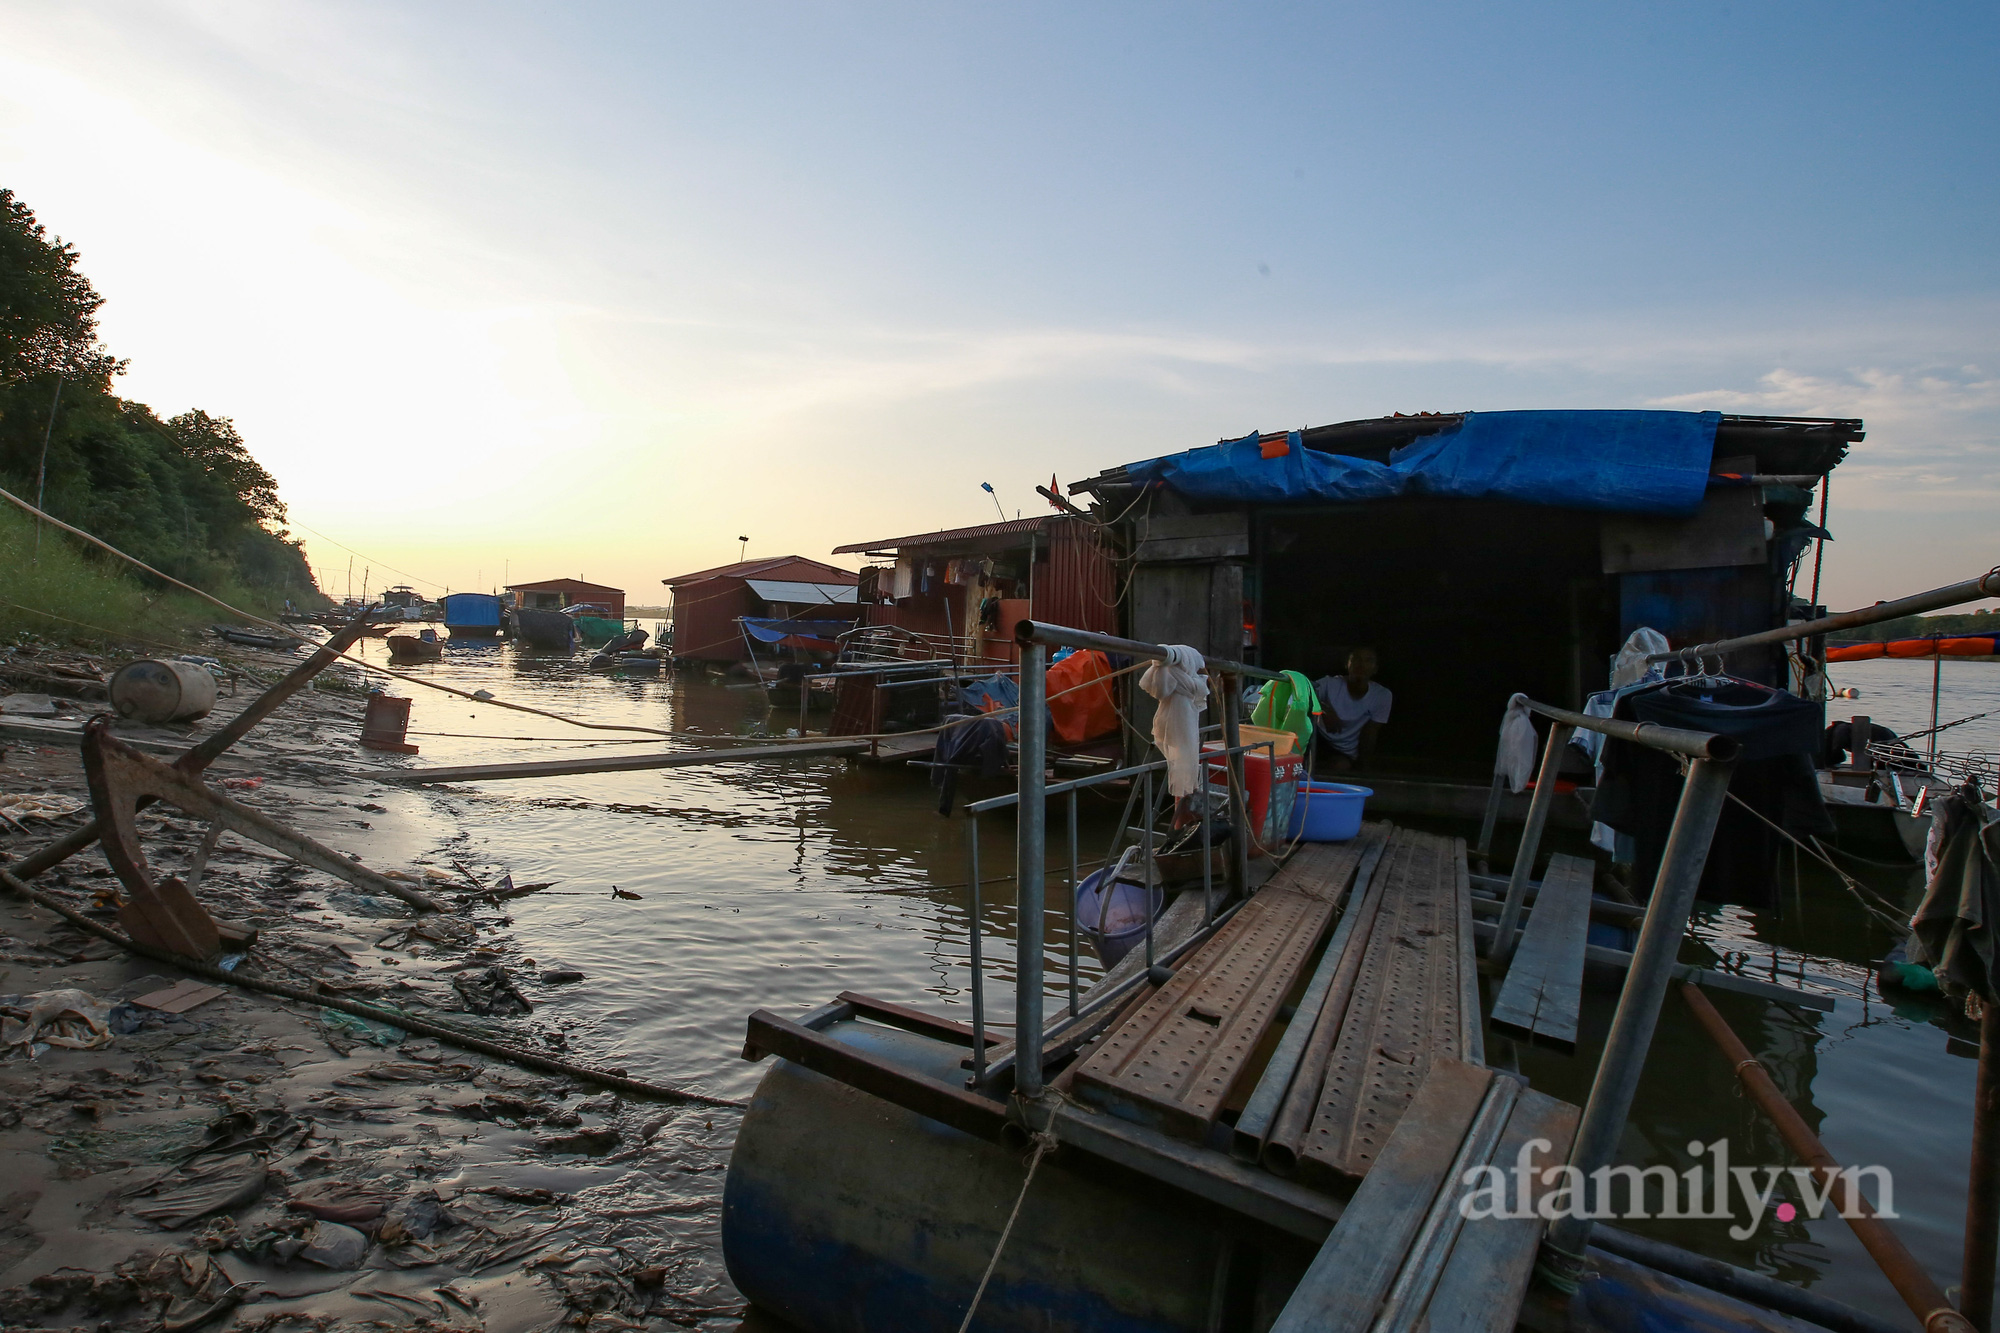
[1966,1004,2000,1332]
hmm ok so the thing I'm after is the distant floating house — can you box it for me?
[661,556,860,664]
[831,516,1118,666]
[504,578,626,620]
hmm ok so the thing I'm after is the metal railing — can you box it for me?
[1480,696,1742,1278]
[960,734,1279,1089]
[954,620,1289,1100]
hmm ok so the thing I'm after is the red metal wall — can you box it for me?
[670,578,756,663]
[1032,517,1118,635]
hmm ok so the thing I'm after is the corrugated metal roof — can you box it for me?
[505,577,623,594]
[832,516,1048,554]
[746,579,859,605]
[662,555,858,586]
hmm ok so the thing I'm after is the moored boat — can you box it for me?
[510,607,577,651]
[441,592,504,638]
[386,630,445,663]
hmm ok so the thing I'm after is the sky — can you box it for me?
[1,1,1996,611]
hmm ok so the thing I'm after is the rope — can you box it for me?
[0,862,743,1109]
[1710,782,1910,932]
[955,1120,1061,1333]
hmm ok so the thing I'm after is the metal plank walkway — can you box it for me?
[1068,835,1377,1141]
[1287,828,1480,1185]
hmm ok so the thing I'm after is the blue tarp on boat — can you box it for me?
[1121,410,1721,516]
[740,618,851,651]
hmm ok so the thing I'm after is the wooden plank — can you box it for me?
[1135,534,1251,562]
[1490,851,1595,1052]
[1297,828,1469,1184]
[1071,875,1347,1139]
[1468,918,1839,1013]
[376,738,867,783]
[1420,1087,1581,1333]
[1269,1059,1495,1333]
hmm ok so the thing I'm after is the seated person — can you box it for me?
[1313,648,1391,772]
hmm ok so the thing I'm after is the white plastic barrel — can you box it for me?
[108,660,219,724]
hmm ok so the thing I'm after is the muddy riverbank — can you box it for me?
[0,639,773,1332]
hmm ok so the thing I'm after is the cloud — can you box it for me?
[1647,367,2000,509]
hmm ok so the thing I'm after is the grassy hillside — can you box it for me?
[1829,608,2000,643]
[0,499,288,650]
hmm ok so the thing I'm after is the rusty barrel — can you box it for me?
[107,659,218,724]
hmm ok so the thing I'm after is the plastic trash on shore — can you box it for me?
[1,988,113,1051]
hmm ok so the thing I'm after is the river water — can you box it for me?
[347,636,1998,1326]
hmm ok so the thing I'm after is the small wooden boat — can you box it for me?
[386,632,445,663]
[212,626,302,652]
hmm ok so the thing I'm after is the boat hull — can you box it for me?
[509,609,577,651]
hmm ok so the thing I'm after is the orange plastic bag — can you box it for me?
[1046,649,1118,745]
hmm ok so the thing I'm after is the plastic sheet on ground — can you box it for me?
[1,988,112,1050]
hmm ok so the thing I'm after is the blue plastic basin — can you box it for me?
[1287,782,1372,842]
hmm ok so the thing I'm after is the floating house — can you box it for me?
[832,515,1118,666]
[661,556,860,664]
[1068,410,1859,810]
[504,578,626,620]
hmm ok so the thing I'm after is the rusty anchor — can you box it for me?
[5,607,444,962]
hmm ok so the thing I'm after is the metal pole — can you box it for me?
[1490,722,1575,966]
[1016,619,1287,683]
[1067,789,1080,1019]
[1967,1004,2000,1332]
[1649,567,2000,665]
[1683,983,1975,1333]
[1932,645,1943,773]
[967,816,987,1087]
[30,376,61,563]
[1014,641,1048,1098]
[1542,755,1737,1270]
[1474,773,1506,875]
[1142,769,1156,973]
[1222,674,1251,898]
[1808,475,1829,614]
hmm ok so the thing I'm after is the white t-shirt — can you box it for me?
[1312,676,1392,757]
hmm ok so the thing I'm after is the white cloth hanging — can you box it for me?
[1495,692,1538,794]
[1140,644,1208,798]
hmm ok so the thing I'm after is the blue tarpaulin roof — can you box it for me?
[1121,410,1721,516]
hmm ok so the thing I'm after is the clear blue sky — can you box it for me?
[2,2,1994,605]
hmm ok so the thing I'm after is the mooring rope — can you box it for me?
[955,1115,1063,1333]
[0,863,743,1110]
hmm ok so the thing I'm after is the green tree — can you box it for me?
[0,187,121,388]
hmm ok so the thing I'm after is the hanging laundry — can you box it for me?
[1494,693,1537,794]
[1140,645,1208,797]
